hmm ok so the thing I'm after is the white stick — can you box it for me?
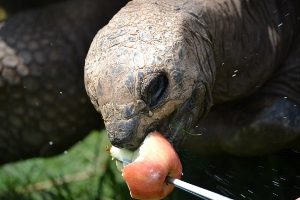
[113,157,233,200]
[166,177,233,200]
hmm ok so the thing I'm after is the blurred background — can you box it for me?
[0,130,135,200]
[0,0,63,20]
[0,1,300,200]
[0,1,134,199]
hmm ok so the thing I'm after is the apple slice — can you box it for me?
[110,131,182,200]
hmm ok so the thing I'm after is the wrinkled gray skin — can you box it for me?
[0,0,127,164]
[85,0,300,155]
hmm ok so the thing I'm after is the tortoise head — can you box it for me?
[84,0,215,150]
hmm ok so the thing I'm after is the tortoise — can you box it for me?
[85,0,300,155]
[1,0,300,198]
[84,0,300,198]
[0,0,128,164]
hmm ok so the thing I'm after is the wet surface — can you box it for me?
[176,150,300,200]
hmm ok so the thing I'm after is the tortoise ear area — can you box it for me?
[141,72,169,110]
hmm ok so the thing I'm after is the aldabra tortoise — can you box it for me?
[0,0,128,164]
[84,1,300,198]
[85,0,300,156]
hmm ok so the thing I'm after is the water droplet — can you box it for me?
[280,177,286,181]
[278,23,283,27]
[49,141,53,145]
[293,149,300,154]
[247,189,253,194]
[59,91,63,94]
[284,96,287,99]
[272,180,280,187]
[234,70,238,73]
[283,116,287,119]
[240,194,246,198]
[232,74,237,77]
[294,185,300,189]
[272,192,279,196]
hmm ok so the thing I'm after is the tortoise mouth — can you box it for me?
[106,84,208,150]
[157,93,209,149]
[154,99,198,148]
[107,106,192,151]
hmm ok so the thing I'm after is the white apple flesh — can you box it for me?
[110,131,182,200]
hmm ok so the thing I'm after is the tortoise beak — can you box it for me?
[106,117,140,150]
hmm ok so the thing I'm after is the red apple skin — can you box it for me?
[122,131,182,200]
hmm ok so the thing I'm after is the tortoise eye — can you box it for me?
[142,73,168,109]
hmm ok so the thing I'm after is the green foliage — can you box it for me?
[0,130,131,200]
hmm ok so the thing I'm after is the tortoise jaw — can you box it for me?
[157,102,195,148]
[106,116,140,150]
[158,92,209,149]
[106,94,205,150]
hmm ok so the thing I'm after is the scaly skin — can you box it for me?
[85,0,300,154]
[0,0,128,164]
